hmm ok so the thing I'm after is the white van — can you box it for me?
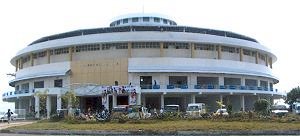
[186,103,206,117]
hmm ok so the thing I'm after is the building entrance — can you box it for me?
[84,97,102,113]
[117,95,129,105]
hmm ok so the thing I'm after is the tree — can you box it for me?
[61,90,78,109]
[286,86,300,105]
[254,99,270,116]
[34,90,48,118]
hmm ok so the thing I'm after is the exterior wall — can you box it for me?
[222,52,240,61]
[34,57,48,65]
[70,58,128,86]
[73,49,128,61]
[15,76,70,91]
[132,49,160,57]
[50,54,68,63]
[244,55,256,63]
[194,50,217,59]
[163,49,190,58]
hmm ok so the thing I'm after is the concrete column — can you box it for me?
[47,50,50,64]
[255,52,259,64]
[57,94,62,110]
[265,54,268,67]
[15,60,18,72]
[160,94,164,109]
[257,80,261,87]
[269,58,273,69]
[241,77,245,86]
[137,93,141,105]
[257,95,260,100]
[239,48,243,61]
[128,42,132,58]
[270,97,274,105]
[46,95,51,119]
[34,95,40,118]
[68,47,73,61]
[220,95,223,104]
[29,98,32,113]
[160,42,164,57]
[191,43,195,58]
[240,95,245,112]
[219,76,224,86]
[142,94,146,107]
[18,99,22,109]
[105,95,109,109]
[113,94,117,107]
[217,45,222,59]
[191,94,196,103]
[19,57,23,69]
[30,53,34,66]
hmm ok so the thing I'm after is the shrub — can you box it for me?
[254,99,270,116]
[226,104,233,115]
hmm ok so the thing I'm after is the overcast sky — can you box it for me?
[0,0,299,110]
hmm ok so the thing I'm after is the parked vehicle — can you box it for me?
[0,111,18,121]
[127,105,151,119]
[164,105,180,113]
[292,102,300,115]
[271,105,289,116]
[214,109,229,116]
[186,103,206,117]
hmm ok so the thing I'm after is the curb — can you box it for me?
[2,129,300,135]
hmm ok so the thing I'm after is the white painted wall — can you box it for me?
[132,49,160,57]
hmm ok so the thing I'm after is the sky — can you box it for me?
[0,0,299,111]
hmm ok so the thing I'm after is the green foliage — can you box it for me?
[35,90,48,118]
[226,104,233,115]
[254,99,270,116]
[286,86,300,105]
[61,90,79,108]
[216,100,224,109]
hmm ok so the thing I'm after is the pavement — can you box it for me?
[0,120,35,130]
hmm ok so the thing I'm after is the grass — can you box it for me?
[9,120,300,132]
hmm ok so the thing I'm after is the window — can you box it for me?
[143,17,150,22]
[123,19,128,24]
[140,76,152,89]
[194,43,215,51]
[259,54,266,60]
[222,46,238,53]
[154,17,160,22]
[163,19,168,24]
[243,49,251,56]
[163,42,189,49]
[116,20,120,25]
[115,43,128,49]
[102,44,111,50]
[132,17,139,22]
[15,85,19,91]
[75,44,100,52]
[54,79,63,87]
[52,48,69,55]
[34,81,44,88]
[132,42,160,49]
[21,83,29,91]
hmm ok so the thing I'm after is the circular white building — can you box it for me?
[2,13,285,118]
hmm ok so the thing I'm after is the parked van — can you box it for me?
[186,103,206,117]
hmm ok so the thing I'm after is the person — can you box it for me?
[6,109,13,124]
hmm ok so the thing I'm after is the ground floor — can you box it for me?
[14,92,274,119]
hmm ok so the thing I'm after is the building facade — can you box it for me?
[2,13,285,118]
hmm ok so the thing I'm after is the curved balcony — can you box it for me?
[140,84,285,98]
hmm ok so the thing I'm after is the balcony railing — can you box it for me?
[140,84,277,92]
